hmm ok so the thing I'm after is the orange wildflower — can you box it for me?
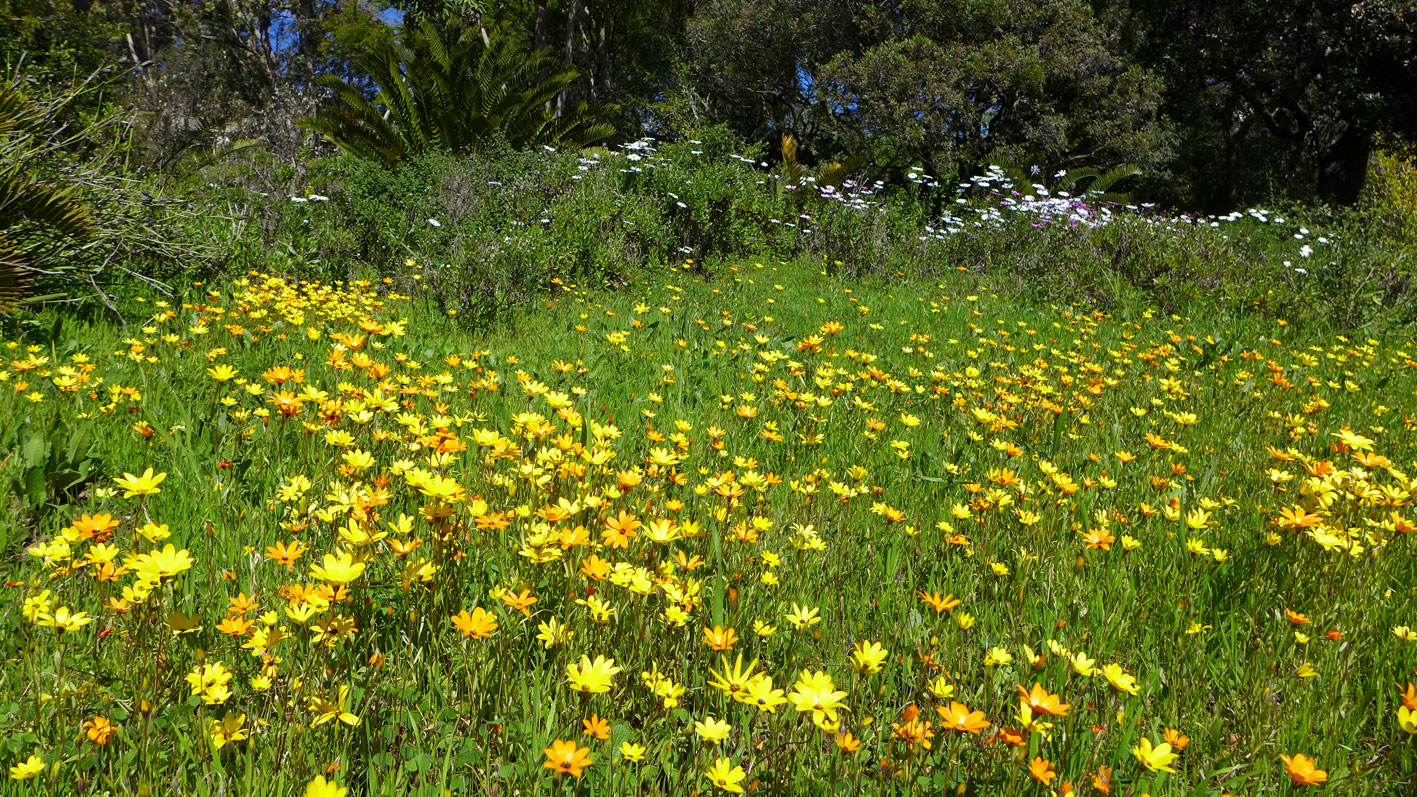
[602,511,640,549]
[936,701,989,734]
[1280,753,1327,786]
[917,591,961,613]
[1092,765,1112,794]
[450,608,499,639]
[581,715,610,740]
[500,589,538,617]
[84,716,118,745]
[542,739,593,778]
[1163,727,1190,750]
[703,625,739,651]
[1028,757,1056,785]
[1018,683,1070,716]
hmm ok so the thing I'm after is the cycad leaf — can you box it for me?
[0,175,96,240]
[0,234,27,315]
[300,21,615,165]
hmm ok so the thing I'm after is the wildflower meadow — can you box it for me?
[3,257,1416,795]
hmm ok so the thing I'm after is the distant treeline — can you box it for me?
[3,0,1415,211]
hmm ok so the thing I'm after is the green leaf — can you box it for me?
[23,467,46,507]
[21,430,47,468]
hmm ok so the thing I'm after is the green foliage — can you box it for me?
[0,0,124,95]
[0,70,253,313]
[1284,203,1417,329]
[1059,165,1145,204]
[305,145,677,325]
[1368,142,1417,237]
[1136,0,1417,206]
[671,0,820,143]
[983,160,1144,205]
[3,416,101,526]
[320,0,402,64]
[7,0,1417,213]
[814,0,1173,179]
[0,78,98,311]
[207,131,1416,332]
[776,133,864,201]
[251,129,814,325]
[300,21,615,167]
[463,1,689,136]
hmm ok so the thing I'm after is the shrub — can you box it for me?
[206,126,1416,332]
[1,71,244,314]
[1369,143,1417,236]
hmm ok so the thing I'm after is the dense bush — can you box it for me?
[1370,144,1417,237]
[0,74,244,315]
[307,145,678,326]
[154,126,1417,332]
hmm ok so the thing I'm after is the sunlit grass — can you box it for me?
[1,260,1415,794]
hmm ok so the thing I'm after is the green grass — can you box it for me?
[1,259,1415,795]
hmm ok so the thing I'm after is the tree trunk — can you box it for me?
[1220,95,1245,212]
[533,0,547,51]
[534,0,550,111]
[597,12,612,101]
[1316,121,1371,206]
[563,0,579,66]
[556,0,580,118]
[297,0,320,62]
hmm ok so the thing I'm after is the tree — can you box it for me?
[300,19,614,165]
[1131,0,1417,207]
[441,1,691,143]
[814,0,1171,181]
[660,0,1168,185]
[0,0,125,93]
[663,0,860,147]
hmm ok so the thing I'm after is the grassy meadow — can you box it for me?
[2,258,1416,795]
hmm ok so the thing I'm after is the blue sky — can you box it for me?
[267,3,405,53]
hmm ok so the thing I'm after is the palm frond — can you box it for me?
[300,22,616,166]
[0,81,100,310]
[0,234,27,315]
[0,175,96,240]
[0,84,46,138]
[1088,165,1143,197]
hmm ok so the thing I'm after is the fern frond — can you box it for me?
[1088,164,1142,196]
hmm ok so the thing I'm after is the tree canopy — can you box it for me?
[3,0,1414,208]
